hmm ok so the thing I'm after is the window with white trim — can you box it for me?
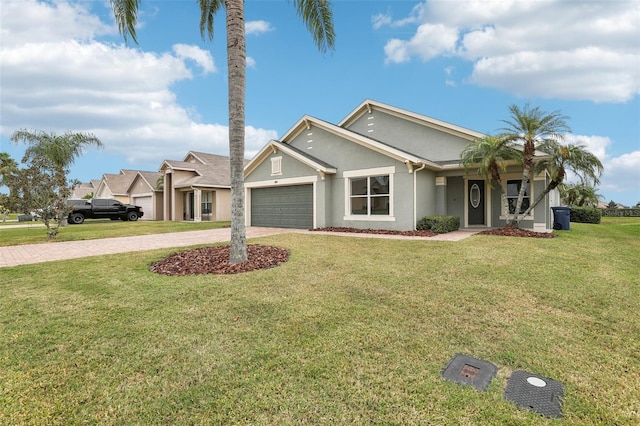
[343,166,395,220]
[350,175,390,215]
[271,157,282,176]
[506,179,530,214]
[201,191,212,214]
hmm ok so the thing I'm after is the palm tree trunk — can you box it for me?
[510,141,535,227]
[521,178,559,218]
[226,0,247,264]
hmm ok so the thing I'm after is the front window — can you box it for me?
[202,191,212,214]
[350,175,390,216]
[507,180,530,214]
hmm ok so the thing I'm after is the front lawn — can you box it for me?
[0,220,231,246]
[1,219,638,424]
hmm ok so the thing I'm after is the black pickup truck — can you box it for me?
[67,199,144,224]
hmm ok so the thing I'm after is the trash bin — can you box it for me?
[551,206,571,230]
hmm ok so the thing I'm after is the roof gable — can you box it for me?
[279,115,441,170]
[339,99,484,140]
[244,140,337,177]
[126,171,163,193]
[160,151,232,187]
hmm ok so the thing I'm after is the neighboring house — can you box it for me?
[244,99,559,231]
[127,171,164,220]
[159,151,232,222]
[94,169,163,220]
[69,179,100,199]
[94,170,138,204]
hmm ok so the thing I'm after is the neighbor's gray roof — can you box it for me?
[102,173,136,195]
[135,171,164,191]
[162,151,237,187]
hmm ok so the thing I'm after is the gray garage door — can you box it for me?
[251,185,313,229]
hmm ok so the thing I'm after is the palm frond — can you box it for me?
[111,0,140,44]
[294,0,336,53]
[198,0,223,41]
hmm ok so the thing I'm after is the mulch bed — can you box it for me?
[150,244,289,276]
[478,227,557,238]
[150,226,554,276]
[312,227,438,237]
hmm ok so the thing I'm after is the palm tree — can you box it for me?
[500,103,571,226]
[522,141,603,215]
[11,130,103,238]
[460,135,522,223]
[561,182,602,207]
[111,0,335,264]
[0,152,19,187]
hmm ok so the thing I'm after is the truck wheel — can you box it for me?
[127,211,139,221]
[70,213,84,224]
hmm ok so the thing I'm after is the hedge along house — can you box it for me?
[159,151,232,222]
[244,100,560,231]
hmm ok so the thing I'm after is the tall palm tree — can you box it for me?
[111,0,335,264]
[500,103,571,226]
[460,135,522,223]
[522,141,603,215]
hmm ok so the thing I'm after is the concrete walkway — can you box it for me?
[0,227,478,268]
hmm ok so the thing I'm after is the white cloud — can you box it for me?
[0,0,278,167]
[173,44,216,73]
[565,134,640,202]
[0,0,113,46]
[373,3,425,30]
[377,0,640,103]
[566,135,611,161]
[246,56,257,69]
[601,151,640,200]
[384,24,458,64]
[246,20,274,35]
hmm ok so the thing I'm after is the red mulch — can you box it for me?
[150,226,554,276]
[312,227,438,237]
[478,227,557,238]
[150,244,289,276]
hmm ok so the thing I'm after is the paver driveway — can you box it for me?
[0,227,478,268]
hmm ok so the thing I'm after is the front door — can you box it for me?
[467,180,485,226]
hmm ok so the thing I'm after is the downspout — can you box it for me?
[413,163,427,230]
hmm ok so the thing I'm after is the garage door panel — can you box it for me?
[132,196,153,220]
[251,185,313,229]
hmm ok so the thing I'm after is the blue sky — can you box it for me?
[1,0,639,206]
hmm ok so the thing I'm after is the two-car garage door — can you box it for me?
[251,185,313,229]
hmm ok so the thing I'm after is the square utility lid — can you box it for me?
[441,354,498,392]
[504,370,564,418]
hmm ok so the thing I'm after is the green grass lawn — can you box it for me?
[0,220,231,246]
[1,219,638,424]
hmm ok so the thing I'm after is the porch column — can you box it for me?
[193,188,202,222]
[435,177,447,215]
[164,171,172,221]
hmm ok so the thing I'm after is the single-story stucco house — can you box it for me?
[244,99,560,231]
[94,169,138,204]
[159,151,233,222]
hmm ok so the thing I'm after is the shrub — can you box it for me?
[570,206,601,224]
[416,215,460,233]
